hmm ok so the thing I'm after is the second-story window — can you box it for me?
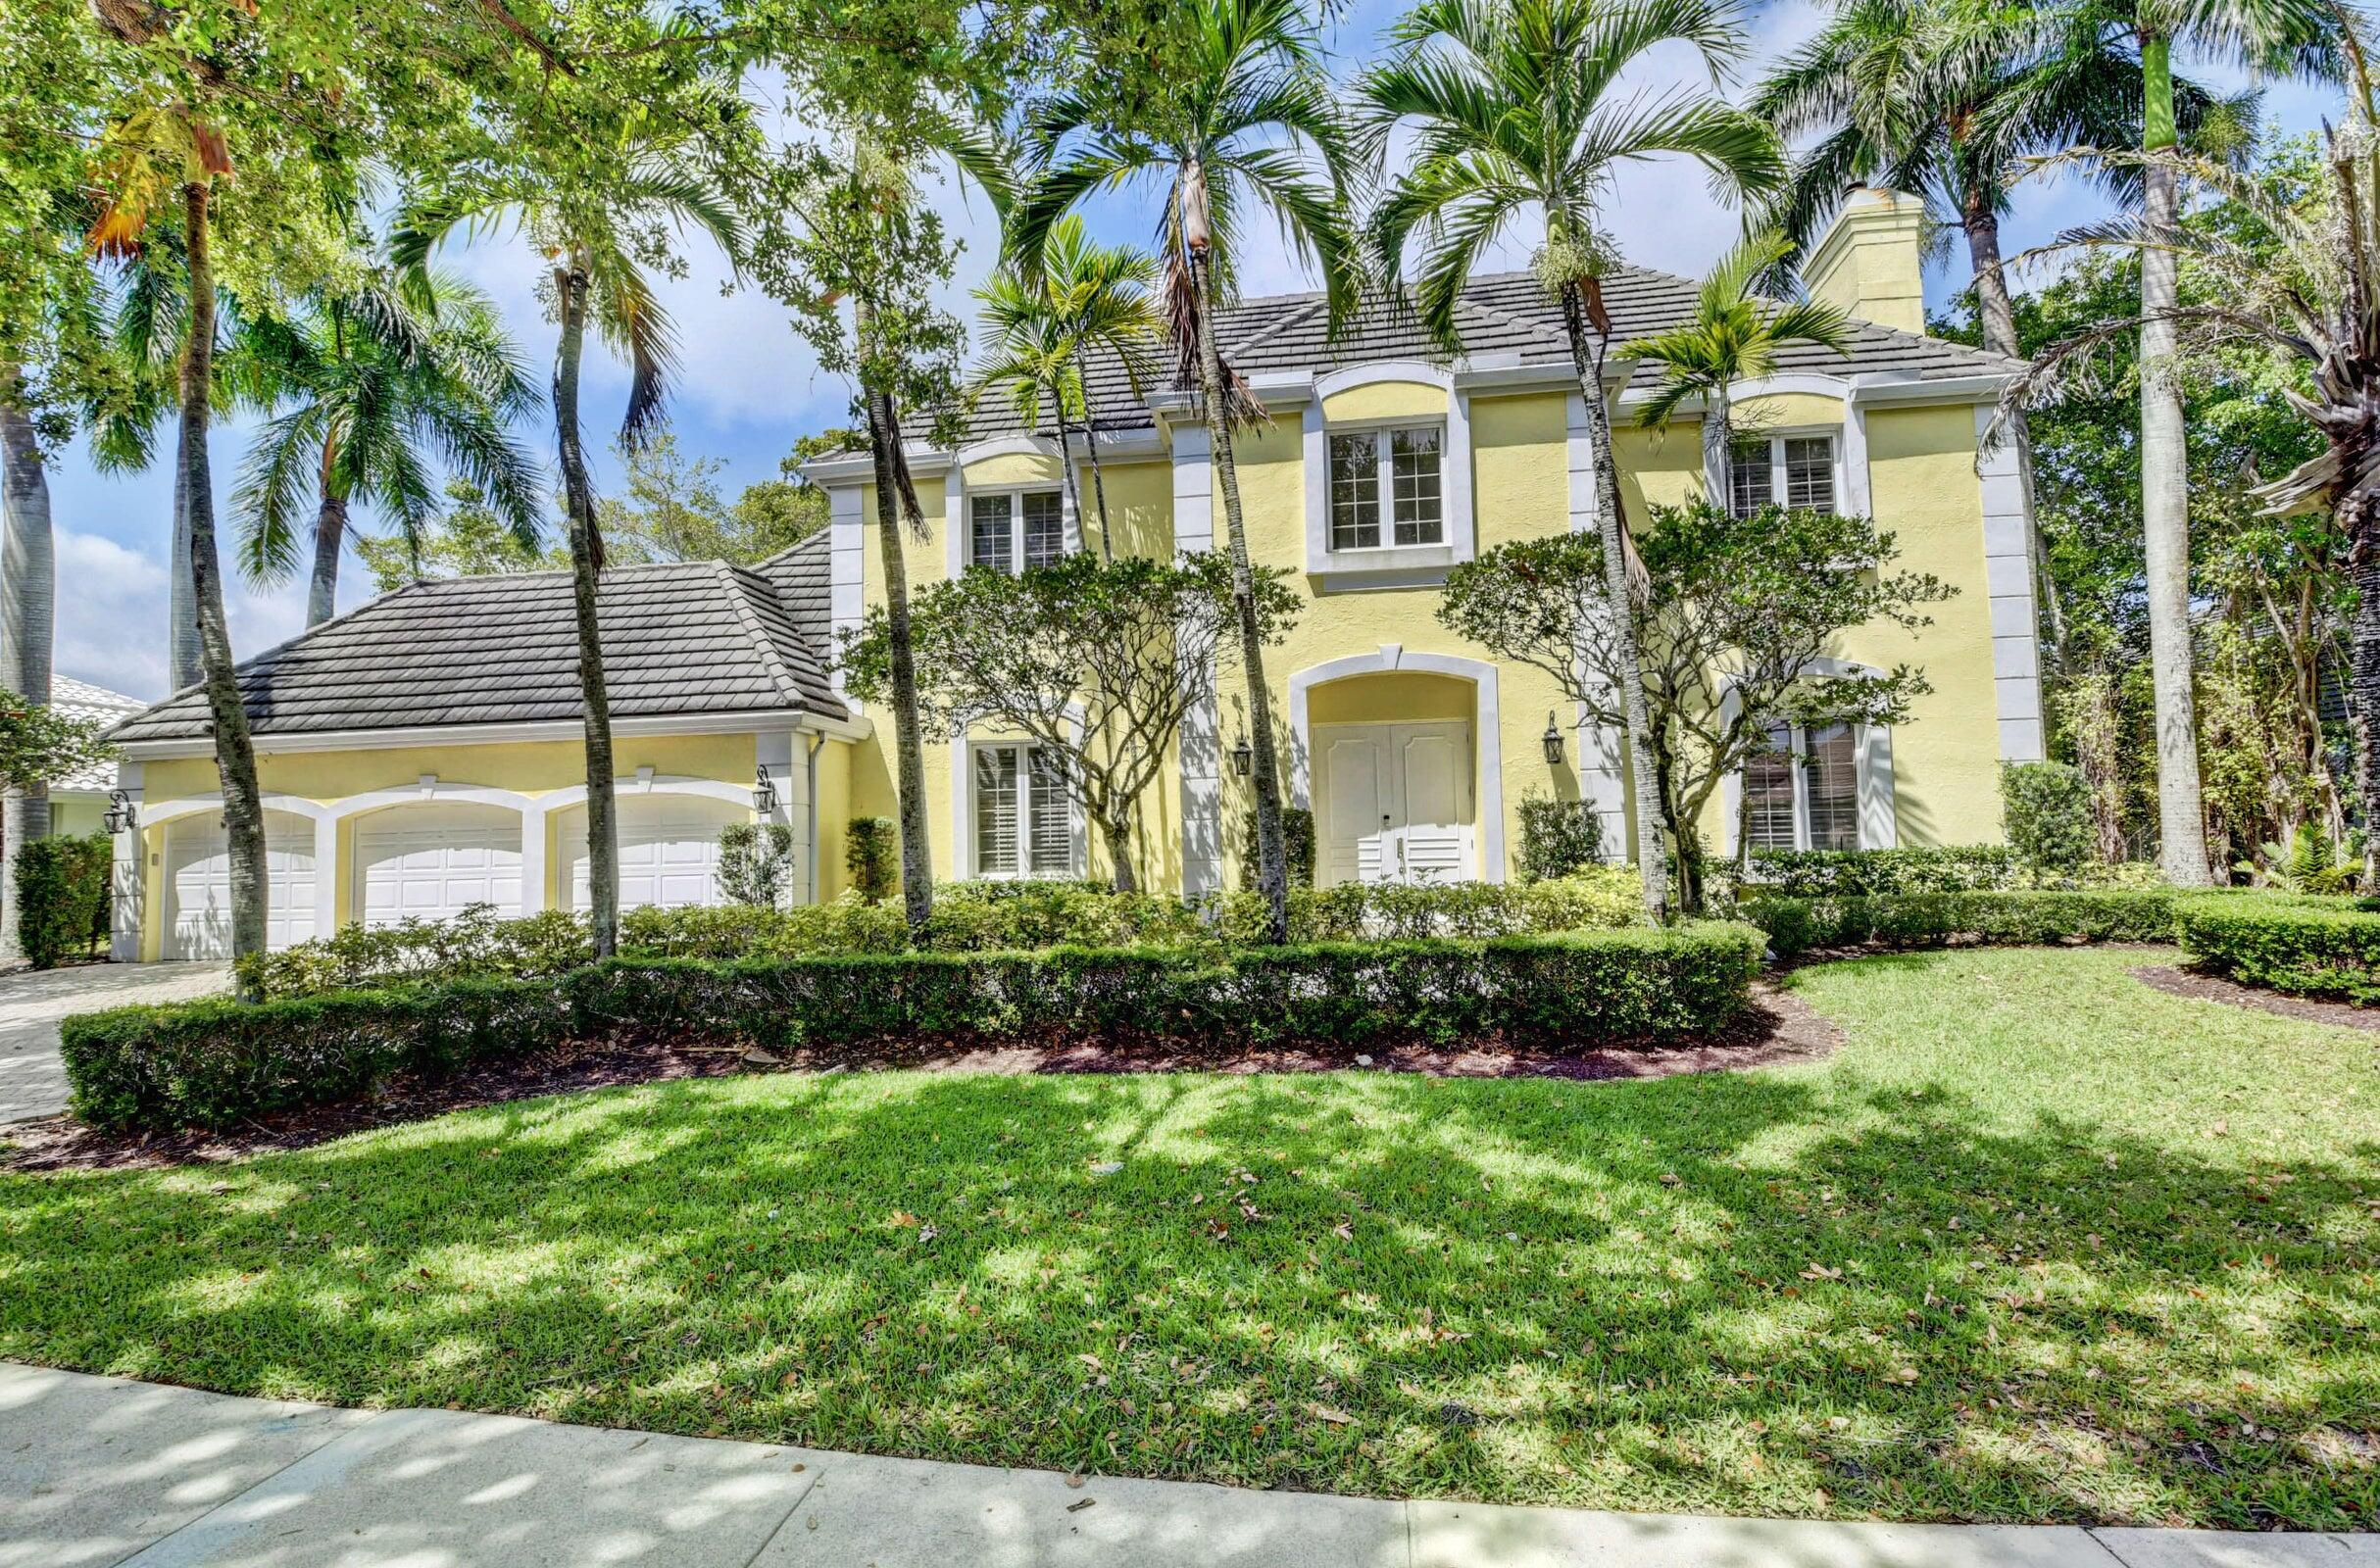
[1727,434,1838,517]
[969,490,1065,573]
[1328,425,1444,551]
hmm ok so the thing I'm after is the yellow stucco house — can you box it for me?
[104,188,2042,958]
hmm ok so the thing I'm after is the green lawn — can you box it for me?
[2,947,2373,1528]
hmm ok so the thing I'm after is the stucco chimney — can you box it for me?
[1802,187,1927,335]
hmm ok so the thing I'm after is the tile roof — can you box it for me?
[963,266,2023,443]
[108,531,846,746]
[51,676,144,790]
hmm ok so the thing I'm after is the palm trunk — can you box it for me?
[183,180,271,995]
[1562,283,1669,920]
[1188,243,1289,943]
[1961,187,2067,662]
[2355,494,2380,888]
[554,260,620,956]
[857,331,935,939]
[2139,35,2212,887]
[1,373,57,962]
[170,433,200,688]
[1083,419,1116,563]
[306,491,346,626]
[1051,404,1092,563]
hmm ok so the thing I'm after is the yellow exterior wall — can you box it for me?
[1320,381,1448,424]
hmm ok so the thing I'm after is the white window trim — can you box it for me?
[1716,659,1899,856]
[964,486,1068,574]
[1300,363,1475,586]
[1721,427,1846,516]
[942,437,1081,580]
[961,739,1080,879]
[1739,724,1865,853]
[1325,423,1449,555]
[950,712,1089,880]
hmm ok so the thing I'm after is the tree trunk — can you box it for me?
[0,375,56,962]
[1961,186,2068,661]
[1052,404,1090,563]
[553,260,620,956]
[1188,243,1289,944]
[1101,811,1138,893]
[2355,496,2380,888]
[306,491,346,627]
[2138,38,2212,887]
[183,180,271,995]
[1562,284,1669,920]
[857,335,935,940]
[170,432,200,689]
[1083,418,1116,563]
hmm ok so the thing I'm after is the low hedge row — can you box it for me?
[65,921,1761,1131]
[1741,888,2180,957]
[2171,892,2380,1002]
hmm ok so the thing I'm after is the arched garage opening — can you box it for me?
[160,807,319,958]
[349,801,525,927]
[557,791,750,912]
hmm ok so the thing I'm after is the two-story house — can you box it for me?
[99,188,2040,958]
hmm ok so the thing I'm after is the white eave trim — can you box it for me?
[802,426,1167,487]
[116,706,869,760]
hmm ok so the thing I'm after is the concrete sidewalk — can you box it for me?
[2,1364,2370,1568]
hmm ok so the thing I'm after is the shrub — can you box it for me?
[1742,888,2178,958]
[1206,868,1644,945]
[2172,892,2380,1002]
[66,922,1763,1130]
[236,905,591,998]
[2002,761,2096,874]
[717,822,795,906]
[1515,793,1603,882]
[1239,807,1316,890]
[14,831,111,969]
[1742,846,2022,897]
[845,817,897,905]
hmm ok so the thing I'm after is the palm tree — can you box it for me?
[1008,0,1363,943]
[1618,229,1852,500]
[85,103,274,988]
[233,272,541,625]
[0,367,56,962]
[973,216,1163,560]
[2125,0,2336,885]
[393,144,743,957]
[1364,0,1782,919]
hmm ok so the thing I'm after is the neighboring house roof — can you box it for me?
[50,676,144,791]
[108,532,845,747]
[963,265,2025,445]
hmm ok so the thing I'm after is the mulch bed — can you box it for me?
[1,982,1838,1175]
[2134,962,2380,1032]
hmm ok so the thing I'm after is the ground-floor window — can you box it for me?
[972,743,1073,876]
[1743,721,1862,851]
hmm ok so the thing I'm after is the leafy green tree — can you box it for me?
[233,271,541,624]
[1617,230,1852,494]
[595,429,825,565]
[354,478,565,592]
[844,552,1298,891]
[1011,0,1363,942]
[973,216,1163,559]
[394,111,747,958]
[1364,0,1782,919]
[1440,500,1952,910]
[723,431,862,555]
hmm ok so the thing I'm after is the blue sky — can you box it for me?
[44,0,2349,700]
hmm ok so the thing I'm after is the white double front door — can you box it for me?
[1314,720,1475,886]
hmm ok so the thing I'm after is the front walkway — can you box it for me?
[2,1365,2368,1567]
[0,962,228,1126]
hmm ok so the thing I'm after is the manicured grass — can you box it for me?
[2,946,2373,1528]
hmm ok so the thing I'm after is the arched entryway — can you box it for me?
[1289,648,1505,885]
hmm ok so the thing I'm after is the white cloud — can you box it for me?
[54,526,309,703]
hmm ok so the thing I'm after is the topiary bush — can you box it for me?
[2171,891,2380,1002]
[66,921,1764,1130]
[1515,793,1603,882]
[2001,761,2097,875]
[718,822,795,906]
[844,816,897,905]
[13,830,112,969]
[1741,887,2180,958]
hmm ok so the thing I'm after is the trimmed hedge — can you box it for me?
[1742,846,2023,896]
[64,921,1761,1131]
[13,831,112,969]
[2172,892,2380,1003]
[1742,888,2180,958]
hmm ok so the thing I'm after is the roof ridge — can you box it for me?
[711,559,813,710]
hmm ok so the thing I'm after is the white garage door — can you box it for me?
[563,794,746,912]
[354,803,523,927]
[163,809,318,958]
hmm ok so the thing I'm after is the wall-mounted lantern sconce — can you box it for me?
[754,763,779,817]
[103,790,138,835]
[1542,712,1565,766]
[1230,735,1254,778]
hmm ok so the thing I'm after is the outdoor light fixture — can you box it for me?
[102,789,138,835]
[1231,735,1254,778]
[1542,712,1565,766]
[754,764,779,817]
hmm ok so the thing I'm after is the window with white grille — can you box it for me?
[969,489,1066,573]
[1742,721,1869,852]
[1329,424,1443,550]
[972,743,1074,876]
[1726,434,1839,517]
